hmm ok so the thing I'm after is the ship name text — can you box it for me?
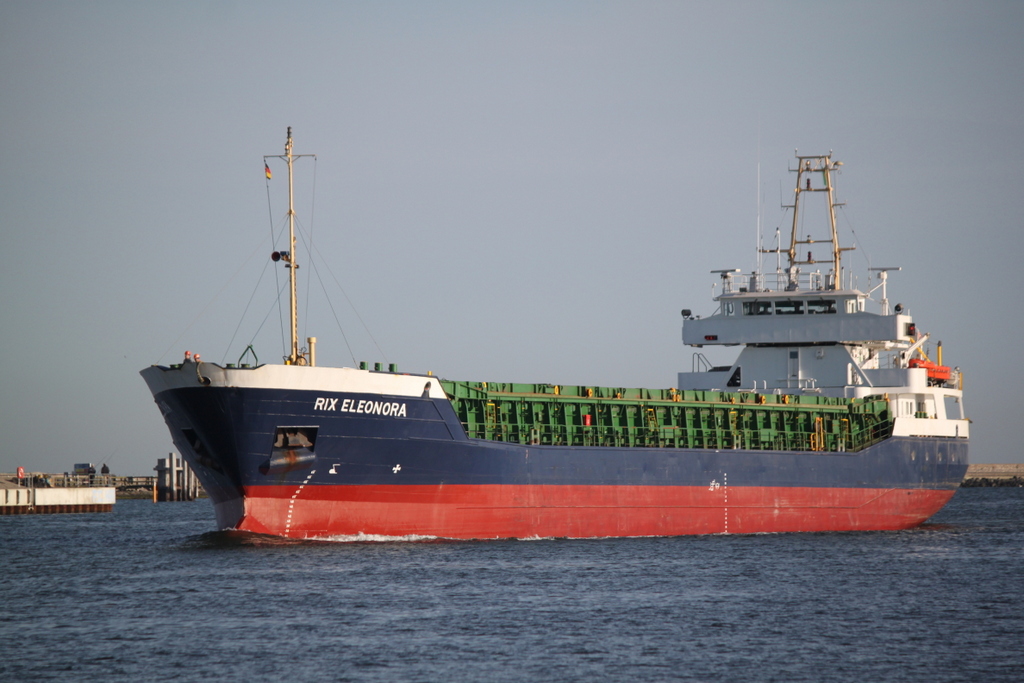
[314,397,408,417]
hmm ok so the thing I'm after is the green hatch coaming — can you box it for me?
[439,380,892,453]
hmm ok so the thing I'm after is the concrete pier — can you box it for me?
[0,478,115,515]
[154,453,200,501]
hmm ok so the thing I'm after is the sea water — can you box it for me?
[1,488,1021,682]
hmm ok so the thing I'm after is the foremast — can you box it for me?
[266,127,316,366]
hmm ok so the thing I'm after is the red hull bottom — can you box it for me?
[233,485,956,539]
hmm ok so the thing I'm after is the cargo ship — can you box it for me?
[141,135,968,539]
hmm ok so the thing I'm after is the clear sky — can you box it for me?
[2,1,1022,474]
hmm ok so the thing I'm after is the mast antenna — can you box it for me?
[755,137,761,275]
[762,151,852,291]
[266,127,316,365]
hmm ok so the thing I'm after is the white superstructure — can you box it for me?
[678,152,968,440]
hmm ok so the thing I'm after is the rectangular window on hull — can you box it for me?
[260,426,319,476]
[274,426,318,450]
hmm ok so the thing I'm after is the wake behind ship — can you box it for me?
[141,135,968,539]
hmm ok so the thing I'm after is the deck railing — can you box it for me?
[2,474,156,489]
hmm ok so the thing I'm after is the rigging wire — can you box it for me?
[304,232,390,363]
[308,254,358,365]
[302,155,318,345]
[246,279,292,352]
[839,204,871,271]
[220,165,293,366]
[292,219,385,364]
[266,171,286,357]
[222,242,276,364]
[155,235,272,364]
[222,151,387,368]
[223,212,289,363]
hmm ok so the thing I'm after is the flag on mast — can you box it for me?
[265,162,272,180]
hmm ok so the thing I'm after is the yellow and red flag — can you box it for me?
[264,162,272,180]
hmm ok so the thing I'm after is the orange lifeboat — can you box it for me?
[908,358,951,381]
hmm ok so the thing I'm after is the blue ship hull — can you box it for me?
[146,379,968,539]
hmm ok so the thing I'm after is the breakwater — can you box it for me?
[962,463,1024,487]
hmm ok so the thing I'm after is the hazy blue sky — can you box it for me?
[2,1,1022,474]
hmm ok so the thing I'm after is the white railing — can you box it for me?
[718,269,839,294]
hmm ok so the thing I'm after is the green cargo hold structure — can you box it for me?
[441,381,892,454]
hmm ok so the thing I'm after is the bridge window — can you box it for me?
[807,299,836,314]
[774,300,804,315]
[742,301,773,316]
